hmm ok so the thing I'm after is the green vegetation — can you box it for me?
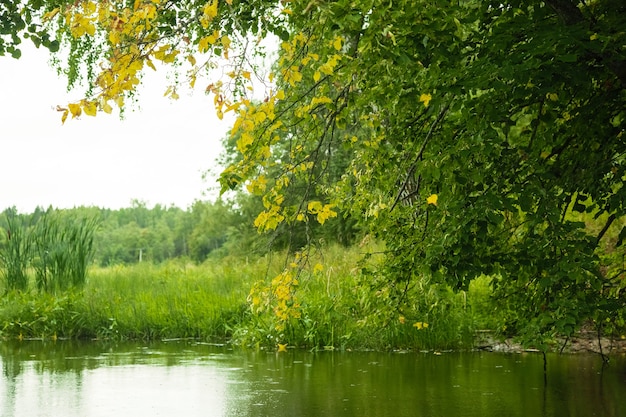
[0,203,624,351]
[2,1,626,352]
[0,208,98,293]
[0,245,479,350]
[0,209,31,291]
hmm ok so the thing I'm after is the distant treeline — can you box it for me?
[0,196,359,266]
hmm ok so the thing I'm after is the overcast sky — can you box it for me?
[0,43,233,213]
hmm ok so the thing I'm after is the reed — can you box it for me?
[32,210,99,292]
[0,209,32,292]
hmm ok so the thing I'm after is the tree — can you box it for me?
[0,0,59,58]
[11,0,626,346]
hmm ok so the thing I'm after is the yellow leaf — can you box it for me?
[61,110,69,124]
[163,51,179,63]
[198,35,215,53]
[187,55,197,66]
[102,100,113,114]
[221,35,231,50]
[317,204,337,225]
[253,111,267,124]
[276,90,285,100]
[332,36,342,51]
[83,100,97,116]
[109,31,121,45]
[237,132,254,152]
[311,96,333,106]
[42,8,59,21]
[313,71,321,82]
[85,21,96,36]
[201,0,218,27]
[246,175,267,194]
[419,93,432,107]
[68,103,82,118]
[307,201,323,214]
[426,194,438,206]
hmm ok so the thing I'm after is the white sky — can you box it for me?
[0,43,234,213]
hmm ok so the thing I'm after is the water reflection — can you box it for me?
[1,341,625,417]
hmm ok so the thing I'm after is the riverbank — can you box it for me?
[0,248,475,350]
[1,247,624,353]
[475,329,626,355]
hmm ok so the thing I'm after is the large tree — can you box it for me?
[11,0,626,347]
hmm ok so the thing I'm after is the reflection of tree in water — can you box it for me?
[2,342,25,379]
[0,343,625,417]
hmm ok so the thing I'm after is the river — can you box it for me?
[1,340,624,417]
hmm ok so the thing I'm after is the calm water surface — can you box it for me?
[1,341,624,417]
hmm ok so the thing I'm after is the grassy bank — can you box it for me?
[0,245,488,350]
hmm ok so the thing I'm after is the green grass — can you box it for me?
[0,246,486,350]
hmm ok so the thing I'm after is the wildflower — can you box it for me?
[399,316,406,324]
[413,322,429,330]
[277,343,288,352]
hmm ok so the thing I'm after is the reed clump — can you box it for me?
[0,208,98,294]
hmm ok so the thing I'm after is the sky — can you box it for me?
[0,42,234,213]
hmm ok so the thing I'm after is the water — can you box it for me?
[1,341,625,417]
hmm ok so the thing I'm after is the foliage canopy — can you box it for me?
[8,0,626,347]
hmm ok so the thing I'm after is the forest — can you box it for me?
[1,0,625,354]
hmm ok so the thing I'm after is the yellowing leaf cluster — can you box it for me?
[253,206,285,232]
[56,0,243,121]
[307,201,338,225]
[200,0,218,29]
[248,259,305,331]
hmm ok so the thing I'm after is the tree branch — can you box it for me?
[390,100,452,211]
[544,0,626,86]
[595,213,616,246]
[545,0,585,25]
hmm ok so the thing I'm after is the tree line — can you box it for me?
[0,194,359,268]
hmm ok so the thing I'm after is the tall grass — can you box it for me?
[32,210,98,292]
[0,209,31,292]
[0,246,485,350]
[0,209,98,294]
[229,244,479,350]
[82,258,262,340]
